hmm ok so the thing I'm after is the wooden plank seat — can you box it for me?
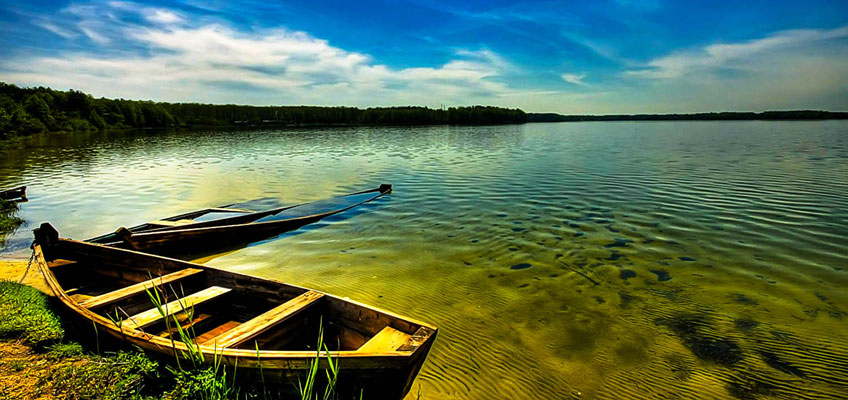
[200,290,324,347]
[358,326,411,353]
[124,286,231,330]
[157,313,213,337]
[79,268,204,309]
[196,321,242,344]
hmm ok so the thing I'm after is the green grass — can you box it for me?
[45,341,84,360]
[0,281,160,399]
[44,350,160,400]
[0,280,352,400]
[0,280,64,346]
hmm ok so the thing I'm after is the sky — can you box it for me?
[0,0,847,113]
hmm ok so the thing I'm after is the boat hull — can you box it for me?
[33,223,435,400]
[91,184,392,256]
[0,185,26,201]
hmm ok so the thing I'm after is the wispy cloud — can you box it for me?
[560,73,587,86]
[34,20,78,39]
[77,20,111,44]
[609,24,848,112]
[628,25,848,79]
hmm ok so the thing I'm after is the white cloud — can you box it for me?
[561,73,587,86]
[0,3,517,107]
[144,9,184,25]
[5,1,848,114]
[628,25,848,79]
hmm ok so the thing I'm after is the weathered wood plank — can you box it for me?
[79,268,204,309]
[69,293,94,303]
[125,286,231,330]
[202,291,324,348]
[156,313,213,337]
[196,321,242,345]
[357,326,411,353]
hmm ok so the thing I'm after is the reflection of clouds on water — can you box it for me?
[1,121,848,399]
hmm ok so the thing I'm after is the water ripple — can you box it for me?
[2,121,847,399]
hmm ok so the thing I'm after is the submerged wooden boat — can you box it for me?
[88,184,391,255]
[0,185,27,201]
[33,223,436,399]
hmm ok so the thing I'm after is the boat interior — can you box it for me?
[46,242,421,354]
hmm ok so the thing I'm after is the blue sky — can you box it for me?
[1,0,847,113]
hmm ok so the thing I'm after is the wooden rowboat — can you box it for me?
[89,184,392,256]
[0,185,27,201]
[33,223,436,399]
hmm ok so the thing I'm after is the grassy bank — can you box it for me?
[0,280,179,399]
[0,281,345,400]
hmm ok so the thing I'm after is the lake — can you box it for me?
[1,121,847,399]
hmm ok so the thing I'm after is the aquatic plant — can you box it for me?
[0,199,24,247]
[298,317,340,400]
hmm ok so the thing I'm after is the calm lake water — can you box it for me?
[2,121,848,399]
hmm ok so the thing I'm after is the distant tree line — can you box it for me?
[528,110,848,122]
[0,82,527,138]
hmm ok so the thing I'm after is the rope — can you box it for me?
[18,246,36,284]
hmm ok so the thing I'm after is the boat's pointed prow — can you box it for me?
[380,183,392,193]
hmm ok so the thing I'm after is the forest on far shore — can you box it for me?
[527,110,848,122]
[3,82,845,140]
[0,82,527,138]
